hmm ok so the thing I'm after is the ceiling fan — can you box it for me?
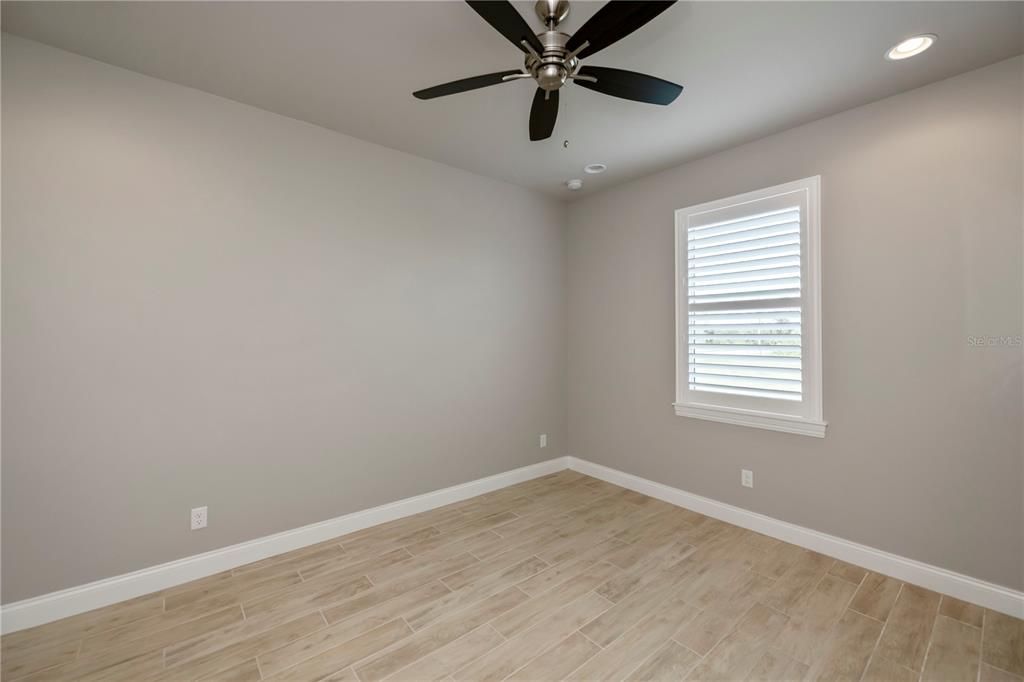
[413,0,682,141]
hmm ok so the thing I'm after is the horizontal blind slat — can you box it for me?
[689,289,801,305]
[689,265,800,288]
[691,364,802,381]
[689,346,802,358]
[688,221,799,249]
[690,336,801,346]
[689,277,801,297]
[689,354,802,369]
[689,208,800,237]
[689,254,800,278]
[689,383,803,401]
[689,232,799,260]
[688,373,802,392]
[688,243,800,269]
[690,322,801,332]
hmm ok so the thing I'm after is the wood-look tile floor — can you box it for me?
[3,471,1022,682]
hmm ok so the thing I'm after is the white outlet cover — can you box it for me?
[741,470,754,488]
[191,506,208,530]
[539,434,547,448]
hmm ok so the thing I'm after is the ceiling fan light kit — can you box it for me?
[413,0,684,141]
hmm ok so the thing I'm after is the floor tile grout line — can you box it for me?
[917,589,943,679]
[982,662,1023,679]
[850,607,887,624]
[976,608,986,682]
[670,636,707,660]
[859,581,904,682]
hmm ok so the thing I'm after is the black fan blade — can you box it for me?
[529,88,558,141]
[566,1,675,59]
[465,1,545,55]
[575,66,682,105]
[413,70,523,100]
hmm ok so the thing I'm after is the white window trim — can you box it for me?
[673,176,826,438]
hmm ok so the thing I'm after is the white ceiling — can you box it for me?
[3,1,1022,199]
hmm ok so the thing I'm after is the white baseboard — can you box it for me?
[567,457,1024,619]
[6,454,1020,633]
[0,457,570,634]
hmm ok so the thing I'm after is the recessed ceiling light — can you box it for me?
[566,179,583,191]
[886,34,936,61]
[584,163,607,174]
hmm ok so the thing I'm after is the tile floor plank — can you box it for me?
[874,584,941,671]
[770,574,858,665]
[160,611,327,679]
[262,619,412,681]
[685,603,790,681]
[921,615,981,682]
[848,572,902,622]
[353,587,528,681]
[452,592,611,682]
[983,609,1024,676]
[803,609,884,680]
[862,655,920,682]
[939,595,984,628]
[385,625,506,681]
[746,649,809,681]
[626,640,702,681]
[567,594,700,681]
[505,632,600,682]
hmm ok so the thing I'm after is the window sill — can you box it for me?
[673,403,827,438]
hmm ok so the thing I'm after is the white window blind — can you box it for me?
[675,177,825,437]
[688,207,802,401]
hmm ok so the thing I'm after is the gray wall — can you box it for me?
[4,34,1022,605]
[1,35,567,603]
[567,56,1024,591]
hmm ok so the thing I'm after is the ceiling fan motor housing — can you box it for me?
[526,31,578,91]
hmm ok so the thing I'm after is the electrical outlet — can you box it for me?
[539,434,547,448]
[741,470,754,488]
[190,506,208,530]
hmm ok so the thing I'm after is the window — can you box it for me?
[674,176,825,437]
